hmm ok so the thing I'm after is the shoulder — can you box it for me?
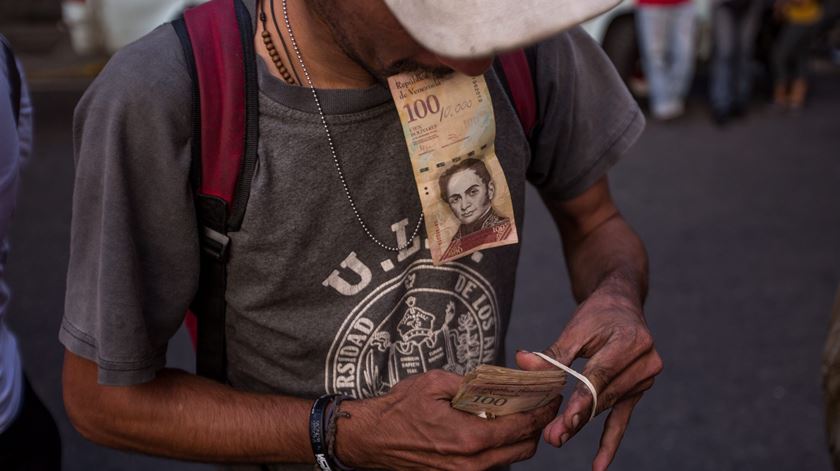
[104,23,189,87]
[75,23,192,123]
[532,26,613,76]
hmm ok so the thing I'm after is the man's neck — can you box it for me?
[257,0,377,89]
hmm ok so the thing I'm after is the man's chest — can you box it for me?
[220,90,530,397]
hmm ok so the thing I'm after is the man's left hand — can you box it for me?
[515,289,663,471]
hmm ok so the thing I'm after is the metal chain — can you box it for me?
[281,0,424,252]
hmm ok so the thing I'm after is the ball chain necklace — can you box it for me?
[280,0,424,252]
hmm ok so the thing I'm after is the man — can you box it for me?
[635,0,698,120]
[439,158,513,259]
[0,36,62,469]
[61,0,662,470]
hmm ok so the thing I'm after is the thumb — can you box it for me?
[515,347,576,371]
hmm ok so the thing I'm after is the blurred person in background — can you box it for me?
[772,0,824,109]
[0,35,62,470]
[709,0,765,125]
[635,0,698,120]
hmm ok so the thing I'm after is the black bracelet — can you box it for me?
[309,394,336,471]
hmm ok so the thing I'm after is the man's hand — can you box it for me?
[531,177,662,470]
[336,369,561,471]
[516,292,662,470]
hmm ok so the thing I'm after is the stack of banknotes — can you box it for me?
[451,365,566,419]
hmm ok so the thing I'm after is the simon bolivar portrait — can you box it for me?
[438,158,513,258]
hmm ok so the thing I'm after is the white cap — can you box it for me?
[382,0,622,59]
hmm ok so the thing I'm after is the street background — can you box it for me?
[2,1,840,470]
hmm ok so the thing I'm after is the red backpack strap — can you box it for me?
[496,48,538,139]
[172,0,259,383]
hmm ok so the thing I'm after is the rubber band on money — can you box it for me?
[529,351,598,422]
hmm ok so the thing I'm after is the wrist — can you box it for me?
[333,398,378,469]
[591,270,647,309]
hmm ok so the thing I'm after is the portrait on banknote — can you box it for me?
[438,158,514,260]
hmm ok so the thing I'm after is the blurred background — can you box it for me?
[1,0,839,470]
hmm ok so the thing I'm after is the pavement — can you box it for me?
[3,30,840,471]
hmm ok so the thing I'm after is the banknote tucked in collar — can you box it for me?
[388,71,519,265]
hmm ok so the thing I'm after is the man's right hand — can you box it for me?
[336,369,561,471]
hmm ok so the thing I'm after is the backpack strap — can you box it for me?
[494,48,539,140]
[1,36,22,124]
[172,0,259,383]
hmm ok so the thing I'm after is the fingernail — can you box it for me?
[516,349,531,354]
[560,433,570,445]
[572,413,581,430]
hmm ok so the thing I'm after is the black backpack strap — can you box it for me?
[172,20,202,191]
[172,0,260,383]
[1,36,22,124]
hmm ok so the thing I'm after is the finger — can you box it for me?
[515,345,578,372]
[541,372,652,449]
[560,337,651,429]
[384,437,537,471]
[482,397,562,446]
[467,437,540,470]
[540,347,644,448]
[592,394,643,471]
[592,351,661,416]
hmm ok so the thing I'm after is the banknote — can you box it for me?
[388,71,518,265]
[451,364,566,419]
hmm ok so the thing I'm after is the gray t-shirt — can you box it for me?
[60,0,642,465]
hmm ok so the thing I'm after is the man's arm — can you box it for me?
[62,350,313,463]
[516,176,663,471]
[63,350,557,469]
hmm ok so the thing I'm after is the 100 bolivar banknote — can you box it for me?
[451,364,566,419]
[388,71,518,265]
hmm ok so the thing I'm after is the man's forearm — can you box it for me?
[564,212,649,307]
[63,351,313,464]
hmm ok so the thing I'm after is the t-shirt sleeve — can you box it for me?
[59,24,200,386]
[526,27,645,200]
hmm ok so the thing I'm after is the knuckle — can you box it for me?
[587,366,612,390]
[521,442,539,461]
[635,329,654,352]
[545,344,573,364]
[536,406,555,429]
[649,353,665,376]
[458,435,484,455]
[520,415,541,440]
[600,390,619,410]
[430,436,456,456]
